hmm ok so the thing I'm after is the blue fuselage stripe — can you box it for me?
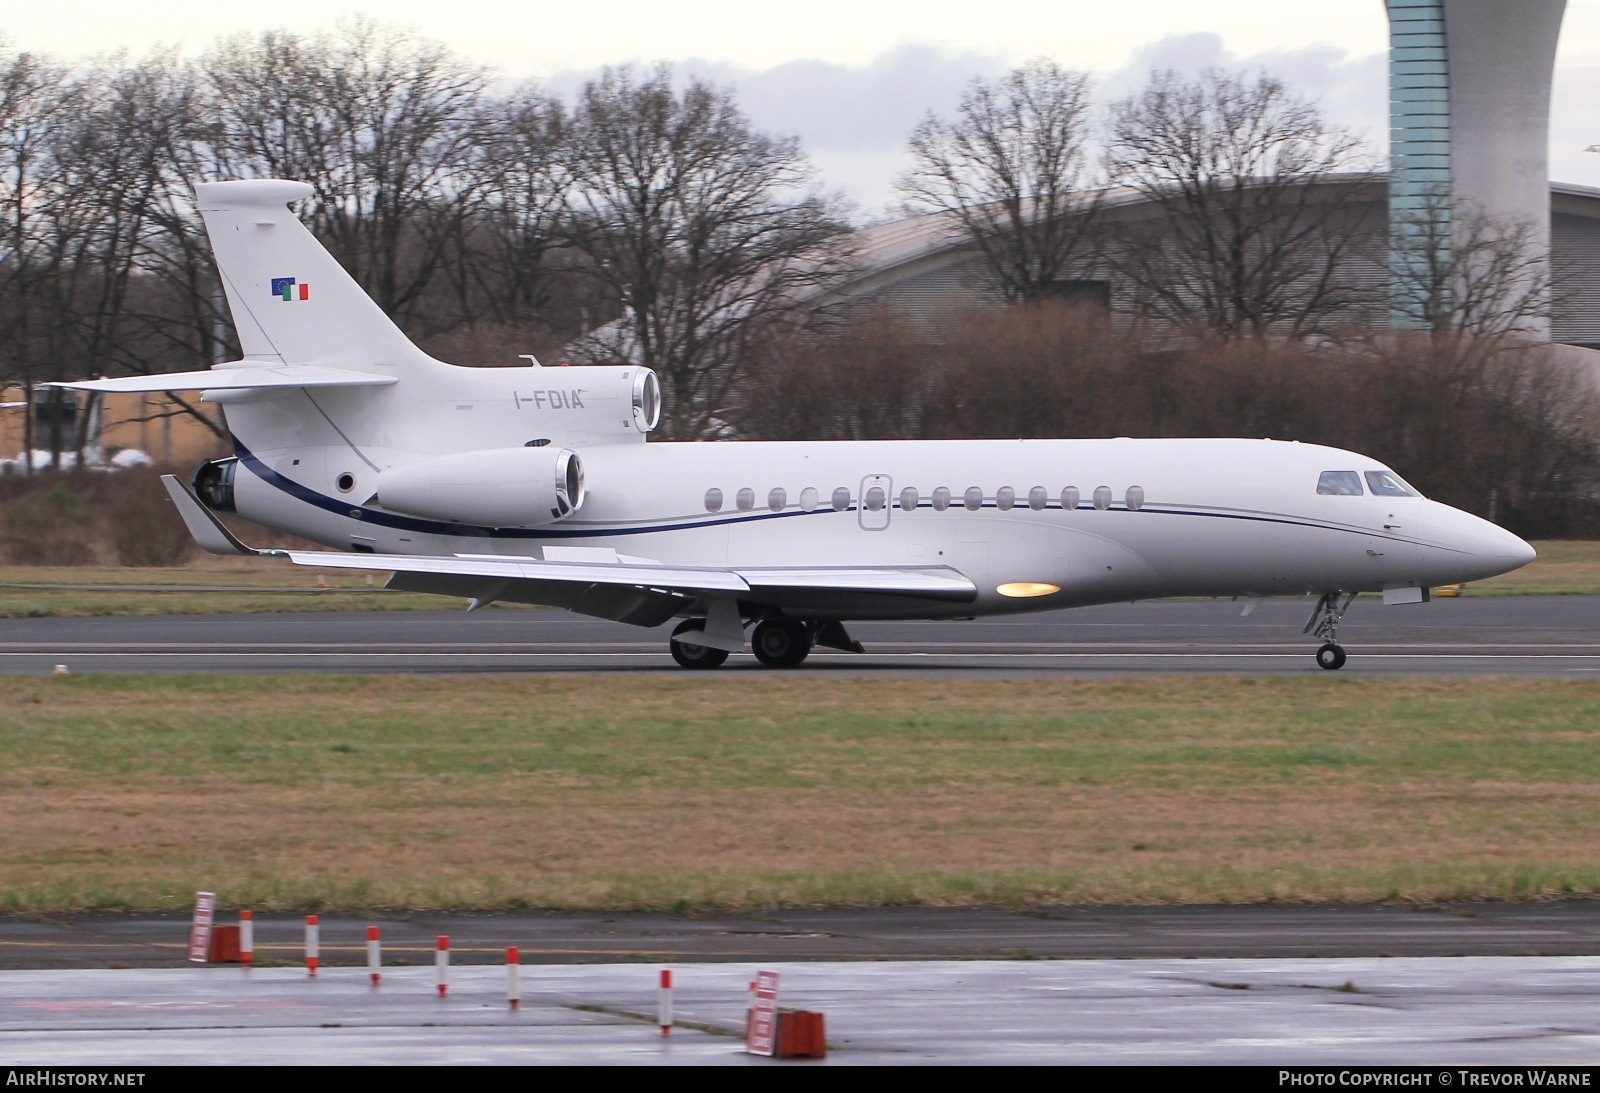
[232,438,1415,546]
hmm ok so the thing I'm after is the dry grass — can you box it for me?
[0,556,506,617]
[1468,540,1600,595]
[1,674,1596,912]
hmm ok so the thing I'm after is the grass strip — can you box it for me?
[0,560,504,617]
[0,540,1594,617]
[0,674,1596,913]
[1467,540,1600,596]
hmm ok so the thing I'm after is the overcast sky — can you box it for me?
[8,1,1600,217]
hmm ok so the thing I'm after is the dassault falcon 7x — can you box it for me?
[60,179,1535,670]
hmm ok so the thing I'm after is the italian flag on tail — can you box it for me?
[270,277,310,302]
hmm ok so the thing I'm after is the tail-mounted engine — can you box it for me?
[509,365,660,440]
[374,446,585,527]
[193,457,238,512]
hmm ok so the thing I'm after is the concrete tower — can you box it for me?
[1387,0,1565,336]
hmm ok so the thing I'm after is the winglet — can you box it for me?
[160,474,263,556]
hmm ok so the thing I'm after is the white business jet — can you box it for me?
[59,179,1535,670]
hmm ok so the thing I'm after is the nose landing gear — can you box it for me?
[1304,591,1356,670]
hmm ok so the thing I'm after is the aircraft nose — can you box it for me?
[1473,514,1536,567]
[1502,530,1537,568]
[1424,502,1536,581]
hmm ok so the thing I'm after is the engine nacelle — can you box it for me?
[375,447,585,527]
[507,365,660,442]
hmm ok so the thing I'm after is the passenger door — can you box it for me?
[859,474,892,530]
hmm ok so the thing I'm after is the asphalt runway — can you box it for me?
[2,957,1598,1064]
[6,904,1600,971]
[0,594,1596,675]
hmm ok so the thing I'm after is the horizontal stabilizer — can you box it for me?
[56,363,398,394]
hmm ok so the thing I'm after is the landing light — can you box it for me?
[996,582,1060,598]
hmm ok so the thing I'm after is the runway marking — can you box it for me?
[5,651,1600,661]
[5,641,1600,651]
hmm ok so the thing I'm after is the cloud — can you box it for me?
[685,46,1012,154]
[539,47,1011,218]
[531,34,1598,216]
[1551,63,1600,189]
[1099,32,1389,157]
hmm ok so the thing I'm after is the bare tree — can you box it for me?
[1104,68,1377,341]
[0,41,79,468]
[450,85,574,344]
[22,53,231,457]
[562,64,856,439]
[203,20,488,332]
[1389,191,1555,343]
[83,55,230,438]
[732,305,936,441]
[897,59,1101,303]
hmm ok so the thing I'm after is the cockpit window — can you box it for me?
[1317,471,1363,496]
[1364,470,1420,497]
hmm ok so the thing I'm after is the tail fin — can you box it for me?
[195,179,432,374]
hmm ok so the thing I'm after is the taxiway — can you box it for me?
[0,595,1596,675]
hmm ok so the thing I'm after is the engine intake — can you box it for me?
[193,457,238,512]
[375,447,585,527]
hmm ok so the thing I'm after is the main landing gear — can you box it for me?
[1304,591,1356,670]
[669,619,730,670]
[666,616,864,670]
[751,617,811,668]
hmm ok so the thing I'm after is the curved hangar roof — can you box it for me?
[827,179,1600,349]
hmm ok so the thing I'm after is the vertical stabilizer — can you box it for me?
[195,179,432,373]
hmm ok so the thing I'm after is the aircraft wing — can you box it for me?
[54,362,397,393]
[160,474,976,627]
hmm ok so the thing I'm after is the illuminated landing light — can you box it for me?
[996,582,1060,598]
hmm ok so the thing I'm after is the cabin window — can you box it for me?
[800,487,820,510]
[931,487,952,511]
[1125,485,1145,511]
[864,485,887,511]
[831,487,851,511]
[1317,471,1363,496]
[704,488,723,512]
[1028,486,1048,511]
[1062,486,1080,511]
[996,486,1015,511]
[1093,485,1112,510]
[768,487,787,512]
[1365,470,1419,497]
[963,487,984,511]
[736,487,755,512]
[899,486,919,512]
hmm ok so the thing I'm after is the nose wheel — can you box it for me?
[1304,591,1357,670]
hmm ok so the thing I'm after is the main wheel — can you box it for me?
[1315,642,1347,671]
[670,619,729,669]
[751,617,811,668]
